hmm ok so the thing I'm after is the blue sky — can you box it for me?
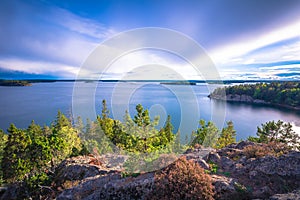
[1,0,300,80]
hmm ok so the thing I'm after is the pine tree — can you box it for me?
[27,121,52,170]
[101,99,110,120]
[252,120,300,150]
[163,115,174,142]
[191,120,219,147]
[2,124,32,182]
[215,121,236,149]
[49,112,82,165]
[0,129,7,185]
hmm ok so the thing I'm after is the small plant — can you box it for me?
[222,171,231,177]
[208,161,218,174]
[150,157,215,200]
[121,172,141,178]
[61,180,80,189]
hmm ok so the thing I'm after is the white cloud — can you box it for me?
[0,3,118,78]
[48,7,117,40]
[207,19,300,79]
[0,58,79,78]
[102,50,202,80]
[210,20,300,66]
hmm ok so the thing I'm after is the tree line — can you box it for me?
[211,81,300,108]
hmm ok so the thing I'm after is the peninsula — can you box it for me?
[208,81,300,110]
[0,80,32,86]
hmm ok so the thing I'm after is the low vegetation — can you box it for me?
[150,157,215,200]
[242,142,291,158]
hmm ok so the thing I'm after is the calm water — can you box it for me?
[0,82,300,141]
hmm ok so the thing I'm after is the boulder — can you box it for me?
[57,172,154,200]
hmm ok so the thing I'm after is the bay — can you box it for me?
[0,81,299,141]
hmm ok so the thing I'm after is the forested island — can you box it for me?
[160,81,196,85]
[0,80,32,86]
[209,81,300,109]
[0,100,300,199]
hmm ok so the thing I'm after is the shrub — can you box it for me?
[243,142,290,159]
[150,157,215,200]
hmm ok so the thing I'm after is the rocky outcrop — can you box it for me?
[269,189,300,200]
[56,142,300,200]
[209,93,267,104]
[1,142,299,200]
[204,141,300,199]
[57,172,154,200]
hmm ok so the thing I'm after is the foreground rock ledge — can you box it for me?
[1,141,300,200]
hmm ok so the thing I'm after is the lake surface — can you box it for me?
[0,82,300,141]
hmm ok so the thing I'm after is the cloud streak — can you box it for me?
[0,0,115,78]
[1,0,300,80]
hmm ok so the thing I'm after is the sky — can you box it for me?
[1,0,300,80]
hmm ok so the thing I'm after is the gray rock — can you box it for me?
[206,151,221,164]
[250,152,300,177]
[269,189,300,200]
[235,141,256,150]
[249,170,258,179]
[57,172,155,200]
[196,158,210,170]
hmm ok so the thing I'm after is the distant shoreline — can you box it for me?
[208,93,300,110]
[1,79,298,85]
[0,80,32,87]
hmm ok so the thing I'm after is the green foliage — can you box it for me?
[215,121,236,149]
[1,111,83,194]
[248,120,300,150]
[79,118,113,155]
[191,119,219,147]
[49,111,82,164]
[121,171,140,178]
[208,161,218,174]
[0,129,7,185]
[211,81,300,108]
[2,124,32,183]
[98,101,177,154]
[150,157,215,200]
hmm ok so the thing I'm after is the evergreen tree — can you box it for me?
[133,104,150,127]
[163,115,174,142]
[49,112,82,165]
[250,120,300,150]
[83,119,113,155]
[215,121,236,149]
[101,99,110,120]
[0,129,7,185]
[2,124,32,183]
[191,120,219,147]
[27,121,52,171]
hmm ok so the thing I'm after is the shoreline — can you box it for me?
[208,94,300,111]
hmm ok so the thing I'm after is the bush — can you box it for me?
[150,157,215,200]
[243,142,290,159]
